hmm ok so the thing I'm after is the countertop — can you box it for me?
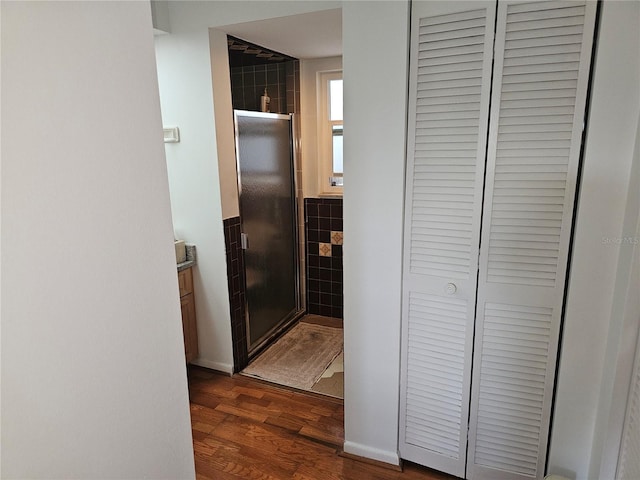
[177,244,197,272]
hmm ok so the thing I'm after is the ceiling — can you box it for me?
[227,36,296,67]
[219,8,342,60]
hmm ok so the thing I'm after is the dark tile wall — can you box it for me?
[225,57,302,368]
[285,61,301,114]
[305,198,343,319]
[231,61,300,114]
[223,216,248,372]
[230,63,283,113]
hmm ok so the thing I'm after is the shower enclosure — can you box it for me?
[234,110,302,354]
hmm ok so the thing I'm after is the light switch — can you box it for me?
[163,126,180,143]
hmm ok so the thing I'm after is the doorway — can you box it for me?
[155,5,344,398]
[224,30,345,398]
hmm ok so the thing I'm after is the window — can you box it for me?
[318,71,343,195]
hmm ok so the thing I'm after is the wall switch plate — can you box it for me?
[163,126,180,143]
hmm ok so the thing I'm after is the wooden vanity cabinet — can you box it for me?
[178,267,198,364]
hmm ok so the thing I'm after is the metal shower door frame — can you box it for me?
[233,109,303,355]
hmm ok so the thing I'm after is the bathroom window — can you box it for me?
[318,71,343,195]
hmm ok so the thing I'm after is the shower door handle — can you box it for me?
[241,233,249,250]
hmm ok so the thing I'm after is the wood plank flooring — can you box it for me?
[189,367,456,480]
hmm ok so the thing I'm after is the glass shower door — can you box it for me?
[234,110,300,352]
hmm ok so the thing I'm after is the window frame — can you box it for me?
[317,70,343,196]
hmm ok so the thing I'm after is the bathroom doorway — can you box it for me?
[219,11,344,398]
[154,4,344,397]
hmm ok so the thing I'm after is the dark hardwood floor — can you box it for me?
[188,367,457,480]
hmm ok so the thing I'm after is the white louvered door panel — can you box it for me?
[400,2,495,477]
[617,329,640,479]
[467,2,597,479]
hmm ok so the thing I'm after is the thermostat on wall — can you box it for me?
[163,126,180,143]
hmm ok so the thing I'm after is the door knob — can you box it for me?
[445,283,457,295]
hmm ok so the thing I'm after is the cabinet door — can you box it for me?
[399,1,496,476]
[181,293,198,364]
[178,268,193,298]
[467,2,597,479]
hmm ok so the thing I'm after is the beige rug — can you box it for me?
[242,322,343,391]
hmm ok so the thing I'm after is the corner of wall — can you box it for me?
[589,110,640,480]
[548,2,640,478]
[151,1,171,34]
[155,26,235,373]
[342,0,410,464]
[209,27,240,221]
[2,2,194,476]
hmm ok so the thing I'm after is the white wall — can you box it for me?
[210,28,240,220]
[595,110,640,480]
[151,0,171,34]
[588,9,640,479]
[300,56,343,199]
[342,1,410,465]
[547,2,640,479]
[166,1,340,35]
[1,2,195,478]
[155,30,235,373]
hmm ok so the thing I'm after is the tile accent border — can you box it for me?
[319,243,332,257]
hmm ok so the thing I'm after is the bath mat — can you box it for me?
[241,322,343,391]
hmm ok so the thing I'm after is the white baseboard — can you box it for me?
[343,441,400,466]
[191,358,233,375]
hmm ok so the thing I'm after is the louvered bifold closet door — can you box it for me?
[399,2,495,477]
[467,2,597,479]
